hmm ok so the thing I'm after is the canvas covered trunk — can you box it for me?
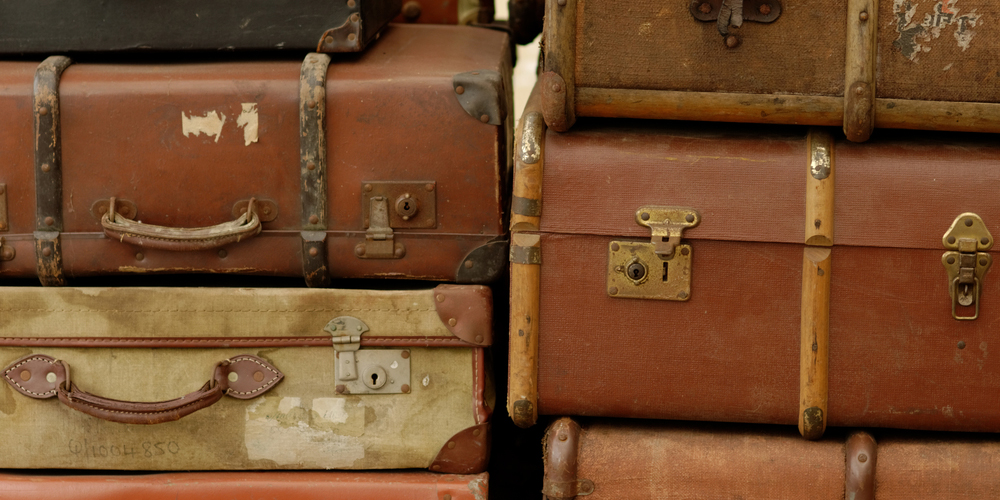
[507,82,1000,438]
[0,285,493,471]
[538,0,1000,141]
[0,0,400,53]
[0,471,488,500]
[0,24,512,286]
[542,417,1000,500]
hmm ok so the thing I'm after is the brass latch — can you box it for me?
[942,213,993,321]
[356,181,437,259]
[607,206,700,301]
[326,316,410,395]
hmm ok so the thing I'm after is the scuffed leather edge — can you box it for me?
[540,71,571,132]
[436,472,489,500]
[543,418,586,500]
[845,431,877,500]
[473,348,492,424]
[0,336,473,348]
[429,423,491,474]
[2,354,62,399]
[433,285,493,346]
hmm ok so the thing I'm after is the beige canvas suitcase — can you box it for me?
[0,285,492,471]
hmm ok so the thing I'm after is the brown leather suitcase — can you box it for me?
[543,418,1000,500]
[395,0,495,24]
[0,471,488,500]
[538,0,1000,141]
[0,24,512,287]
[508,81,1000,437]
[0,285,492,471]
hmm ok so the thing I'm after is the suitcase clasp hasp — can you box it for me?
[326,316,411,395]
[357,181,437,260]
[690,0,783,37]
[942,213,993,321]
[607,207,700,301]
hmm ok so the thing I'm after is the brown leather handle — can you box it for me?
[101,197,262,251]
[3,354,281,425]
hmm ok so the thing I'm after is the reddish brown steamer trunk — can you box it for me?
[543,418,1000,500]
[0,24,512,286]
[508,80,1000,437]
[0,471,488,500]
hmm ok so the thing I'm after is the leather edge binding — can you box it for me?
[0,336,474,349]
[845,431,877,500]
[34,55,72,286]
[543,418,592,499]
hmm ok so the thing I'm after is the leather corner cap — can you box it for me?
[224,356,283,400]
[433,285,493,346]
[543,418,589,500]
[3,354,63,399]
[430,423,490,474]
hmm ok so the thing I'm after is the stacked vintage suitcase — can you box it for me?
[508,0,1000,498]
[0,1,511,498]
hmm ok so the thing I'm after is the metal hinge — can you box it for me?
[942,213,993,320]
[325,316,410,395]
[607,206,700,301]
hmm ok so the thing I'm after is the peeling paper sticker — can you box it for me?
[236,103,259,146]
[181,110,226,142]
[311,398,349,424]
[893,0,981,62]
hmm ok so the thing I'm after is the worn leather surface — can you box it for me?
[0,471,489,500]
[433,284,494,346]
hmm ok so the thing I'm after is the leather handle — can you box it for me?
[101,197,262,251]
[3,354,282,425]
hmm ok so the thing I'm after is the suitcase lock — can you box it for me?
[942,213,993,320]
[607,206,700,301]
[358,181,437,259]
[326,316,411,394]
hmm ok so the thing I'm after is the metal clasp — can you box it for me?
[607,206,700,301]
[325,316,410,395]
[942,213,993,320]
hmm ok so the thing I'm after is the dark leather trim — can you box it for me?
[845,431,877,500]
[299,53,332,287]
[433,284,493,346]
[33,56,72,287]
[473,348,491,424]
[543,418,584,500]
[429,423,490,474]
[0,336,473,348]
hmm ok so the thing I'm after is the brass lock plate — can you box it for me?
[942,213,994,320]
[335,349,411,395]
[607,241,693,301]
[362,181,437,229]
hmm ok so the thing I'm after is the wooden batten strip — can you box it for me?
[511,82,546,232]
[542,0,576,131]
[799,128,835,440]
[843,0,877,142]
[508,232,541,428]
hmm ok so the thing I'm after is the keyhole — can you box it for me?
[662,262,669,281]
[632,268,640,278]
[371,373,379,385]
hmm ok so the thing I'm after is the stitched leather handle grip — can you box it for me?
[3,354,282,425]
[101,197,262,251]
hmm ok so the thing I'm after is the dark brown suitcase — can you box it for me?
[508,81,1000,437]
[0,471,488,500]
[537,0,1000,141]
[0,0,400,54]
[0,25,512,286]
[543,418,1000,500]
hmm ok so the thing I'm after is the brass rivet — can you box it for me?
[39,107,48,116]
[324,36,334,45]
[678,291,689,299]
[355,243,366,256]
[858,453,868,463]
[609,287,618,295]
[228,372,239,382]
[725,35,740,48]
[965,218,974,227]
[336,384,346,394]
[401,351,410,359]
[948,236,957,244]
[447,441,456,449]
[480,114,490,123]
[42,247,52,257]
[982,237,990,245]
[347,33,357,42]
[814,219,822,228]
[759,3,771,15]
[309,247,319,257]
[46,372,57,383]
[19,370,30,381]
[552,83,562,93]
[475,334,484,343]
[472,429,481,437]
[855,85,865,96]
[558,433,567,441]
[350,13,360,22]
[40,163,51,172]
[364,184,373,192]
[394,245,405,258]
[401,384,410,393]
[611,242,620,251]
[135,252,144,261]
[947,256,956,264]
[448,318,457,327]
[347,0,356,6]
[685,214,695,223]
[253,371,264,382]
[356,325,362,331]
[681,247,690,256]
[980,258,988,266]
[307,161,316,171]
[640,212,650,221]
[817,268,825,276]
[262,206,271,215]
[455,85,465,95]
[44,216,54,226]
[436,294,445,302]
[432,465,441,471]
[859,11,869,21]
[464,260,474,269]
[699,2,712,14]
[958,341,966,349]
[425,183,434,191]
[812,342,818,352]
[218,250,227,258]
[309,215,319,224]
[557,0,566,5]
[308,100,317,109]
